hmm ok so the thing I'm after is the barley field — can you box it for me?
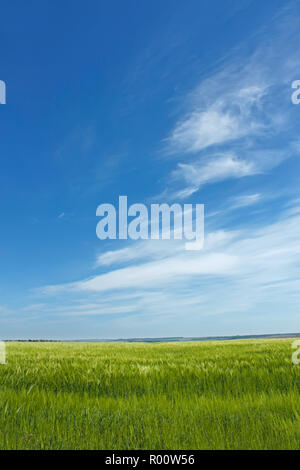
[0,339,299,450]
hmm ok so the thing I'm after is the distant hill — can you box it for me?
[6,332,300,342]
[68,332,300,343]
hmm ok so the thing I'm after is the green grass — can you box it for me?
[0,339,299,449]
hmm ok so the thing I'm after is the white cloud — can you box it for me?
[159,16,300,199]
[229,193,261,210]
[37,203,300,327]
[166,145,291,199]
[166,86,266,155]
[60,304,137,316]
[41,205,300,289]
[79,252,238,292]
[171,152,258,197]
[96,240,182,267]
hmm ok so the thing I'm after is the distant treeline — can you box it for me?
[5,339,61,342]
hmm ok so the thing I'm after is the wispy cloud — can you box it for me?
[39,202,300,302]
[171,152,258,198]
[96,239,182,267]
[165,85,267,155]
[26,197,300,334]
[229,193,261,210]
[158,12,300,199]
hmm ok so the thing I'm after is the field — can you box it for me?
[0,339,299,450]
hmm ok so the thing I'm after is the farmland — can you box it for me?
[0,339,299,449]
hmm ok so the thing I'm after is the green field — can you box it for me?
[0,339,299,450]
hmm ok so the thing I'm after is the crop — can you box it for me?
[0,339,299,449]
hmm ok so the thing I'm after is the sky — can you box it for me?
[0,0,300,339]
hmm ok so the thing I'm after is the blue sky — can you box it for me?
[1,0,300,339]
